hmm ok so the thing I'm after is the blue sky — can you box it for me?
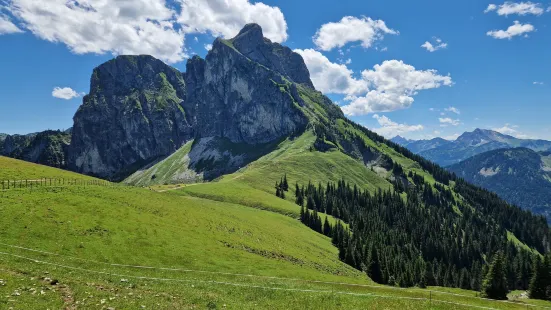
[0,0,550,140]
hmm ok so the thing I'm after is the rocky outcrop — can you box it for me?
[231,24,314,88]
[1,130,70,168]
[68,55,193,178]
[68,24,311,179]
[188,34,308,144]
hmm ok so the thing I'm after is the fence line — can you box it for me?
[0,250,504,310]
[0,178,114,191]
[0,242,548,309]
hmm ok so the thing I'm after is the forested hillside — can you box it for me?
[449,148,551,221]
[274,128,549,292]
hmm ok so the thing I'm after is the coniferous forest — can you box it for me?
[275,169,551,299]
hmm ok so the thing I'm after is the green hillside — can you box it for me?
[2,162,550,309]
[0,156,96,180]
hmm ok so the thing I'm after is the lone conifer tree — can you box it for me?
[481,251,508,300]
[282,174,289,191]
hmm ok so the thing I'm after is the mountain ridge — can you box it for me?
[448,147,551,220]
[67,24,317,179]
[0,130,71,168]
[393,129,551,166]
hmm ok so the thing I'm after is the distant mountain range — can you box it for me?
[392,129,551,220]
[448,148,551,220]
[392,129,551,166]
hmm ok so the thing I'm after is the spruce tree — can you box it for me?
[282,174,289,191]
[323,216,331,237]
[481,252,509,300]
[367,246,383,284]
[529,257,547,300]
[295,183,304,206]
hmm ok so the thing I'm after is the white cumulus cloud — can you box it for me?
[359,60,452,96]
[371,114,424,138]
[204,44,213,51]
[0,13,23,34]
[493,124,518,135]
[492,124,532,138]
[487,21,535,39]
[8,0,187,64]
[52,87,84,100]
[313,16,398,51]
[485,2,544,16]
[533,81,544,85]
[298,53,453,116]
[343,91,415,116]
[445,106,461,114]
[294,49,367,96]
[421,38,447,52]
[342,60,452,115]
[439,117,461,126]
[178,0,288,43]
[5,0,289,63]
[485,4,498,13]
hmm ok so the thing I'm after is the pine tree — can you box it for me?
[481,252,509,300]
[295,183,304,206]
[367,246,383,284]
[306,195,315,211]
[282,174,289,191]
[323,216,331,237]
[529,257,547,300]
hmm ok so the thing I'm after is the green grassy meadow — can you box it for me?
[2,156,551,309]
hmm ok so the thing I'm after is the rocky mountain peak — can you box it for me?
[68,24,318,179]
[90,55,185,97]
[390,135,411,146]
[220,23,314,88]
[233,23,265,45]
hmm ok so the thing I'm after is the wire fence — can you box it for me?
[0,242,549,309]
[0,178,113,191]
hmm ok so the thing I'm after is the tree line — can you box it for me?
[275,174,551,300]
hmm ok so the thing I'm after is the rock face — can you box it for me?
[68,55,193,178]
[68,24,312,179]
[231,24,314,88]
[1,130,71,168]
[188,32,308,144]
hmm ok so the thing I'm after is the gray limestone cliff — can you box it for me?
[68,24,312,179]
[68,55,192,178]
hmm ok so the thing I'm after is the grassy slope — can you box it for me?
[162,131,392,217]
[124,141,195,186]
[0,156,97,180]
[1,157,550,309]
